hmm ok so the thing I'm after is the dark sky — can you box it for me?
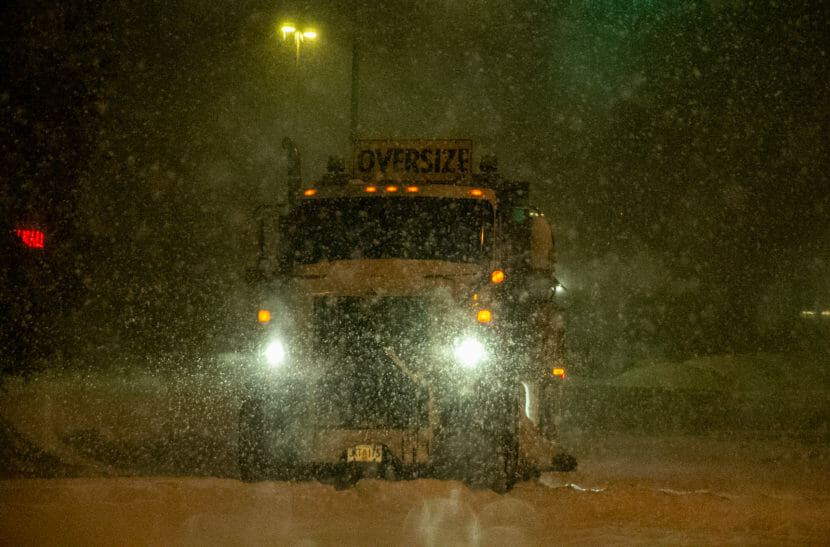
[2,0,828,362]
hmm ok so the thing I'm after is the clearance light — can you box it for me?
[258,310,271,323]
[552,368,566,378]
[477,309,492,323]
[303,188,317,196]
[385,185,399,193]
[470,189,483,197]
[491,270,505,284]
[406,186,419,193]
[15,229,45,248]
[365,186,377,193]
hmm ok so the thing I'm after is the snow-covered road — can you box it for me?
[2,440,828,545]
[1,357,828,544]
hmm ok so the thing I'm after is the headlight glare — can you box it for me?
[263,340,286,367]
[454,337,486,368]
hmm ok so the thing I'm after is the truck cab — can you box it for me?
[239,139,571,490]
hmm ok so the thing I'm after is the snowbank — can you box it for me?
[609,352,829,392]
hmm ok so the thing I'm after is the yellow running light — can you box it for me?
[470,189,484,196]
[406,186,419,193]
[552,367,565,378]
[258,310,272,323]
[491,270,505,284]
[303,188,317,196]
[477,309,492,323]
[365,186,377,193]
[385,185,399,192]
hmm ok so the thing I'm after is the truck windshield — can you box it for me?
[291,196,494,264]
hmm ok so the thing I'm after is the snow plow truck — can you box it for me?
[238,139,573,491]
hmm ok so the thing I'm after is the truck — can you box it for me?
[238,139,573,491]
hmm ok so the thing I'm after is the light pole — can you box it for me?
[279,24,317,66]
[350,34,359,147]
[276,23,317,198]
[349,1,362,148]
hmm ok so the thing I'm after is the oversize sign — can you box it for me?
[354,139,473,183]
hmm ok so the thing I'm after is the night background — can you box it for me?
[2,0,827,374]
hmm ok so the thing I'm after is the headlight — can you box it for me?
[263,340,286,367]
[453,337,486,368]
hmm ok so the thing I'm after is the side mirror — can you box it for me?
[529,216,554,273]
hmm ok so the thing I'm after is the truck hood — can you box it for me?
[291,259,482,296]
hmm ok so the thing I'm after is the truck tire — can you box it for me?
[434,395,521,493]
[481,386,525,493]
[477,431,519,493]
[238,398,268,482]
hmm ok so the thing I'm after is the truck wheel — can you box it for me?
[435,395,521,492]
[479,388,525,493]
[447,424,518,493]
[238,398,268,482]
[480,432,519,494]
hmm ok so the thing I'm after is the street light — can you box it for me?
[276,22,317,195]
[279,24,317,65]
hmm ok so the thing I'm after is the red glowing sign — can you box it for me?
[15,229,45,248]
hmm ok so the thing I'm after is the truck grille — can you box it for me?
[312,296,430,429]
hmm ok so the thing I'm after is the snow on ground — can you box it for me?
[607,352,829,392]
[1,352,828,544]
[1,363,244,477]
[1,444,828,545]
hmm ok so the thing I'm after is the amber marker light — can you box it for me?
[303,188,317,196]
[365,186,377,193]
[258,310,272,323]
[385,185,399,192]
[552,367,566,378]
[470,189,484,196]
[477,309,492,323]
[491,270,505,284]
[406,186,419,193]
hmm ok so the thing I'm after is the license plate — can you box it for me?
[347,444,382,463]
